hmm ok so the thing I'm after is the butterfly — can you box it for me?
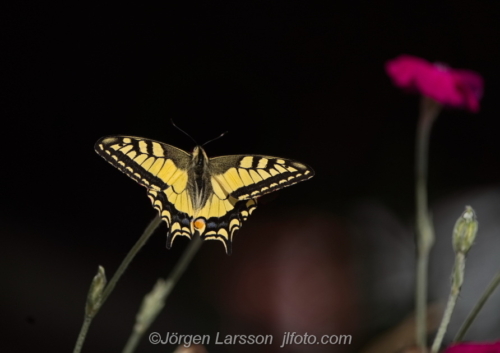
[95,136,314,254]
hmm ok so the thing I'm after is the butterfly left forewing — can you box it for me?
[95,135,196,245]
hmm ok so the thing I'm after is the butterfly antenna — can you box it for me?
[202,130,229,147]
[171,119,198,145]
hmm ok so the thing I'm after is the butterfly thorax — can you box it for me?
[188,146,213,211]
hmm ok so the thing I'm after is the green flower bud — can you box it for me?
[452,206,478,254]
[86,266,107,316]
[134,279,169,333]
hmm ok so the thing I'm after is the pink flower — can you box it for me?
[385,55,484,113]
[444,341,500,353]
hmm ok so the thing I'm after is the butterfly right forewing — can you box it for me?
[209,154,315,201]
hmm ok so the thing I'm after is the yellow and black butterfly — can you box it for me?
[95,136,314,254]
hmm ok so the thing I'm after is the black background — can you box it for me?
[2,2,500,352]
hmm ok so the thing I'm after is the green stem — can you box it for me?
[415,249,430,348]
[73,215,162,353]
[415,96,441,349]
[454,272,500,342]
[122,235,204,353]
[73,316,92,353]
[101,215,162,306]
[431,253,465,353]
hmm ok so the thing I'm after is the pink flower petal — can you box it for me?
[444,341,500,353]
[385,55,430,91]
[385,55,484,113]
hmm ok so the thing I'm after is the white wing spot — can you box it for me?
[292,162,307,169]
[102,137,118,145]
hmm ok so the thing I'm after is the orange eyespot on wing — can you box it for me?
[193,218,206,230]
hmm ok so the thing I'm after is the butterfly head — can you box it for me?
[192,145,209,167]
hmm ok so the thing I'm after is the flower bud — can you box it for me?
[452,206,478,254]
[134,279,169,333]
[86,265,107,316]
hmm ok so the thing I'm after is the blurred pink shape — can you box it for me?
[444,341,500,353]
[385,55,483,112]
[205,212,358,352]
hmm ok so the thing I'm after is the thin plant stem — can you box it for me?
[101,215,162,305]
[415,96,441,349]
[431,253,465,353]
[73,215,162,353]
[431,291,458,353]
[122,235,204,353]
[454,272,500,342]
[73,316,92,353]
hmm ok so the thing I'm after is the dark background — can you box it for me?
[2,2,500,352]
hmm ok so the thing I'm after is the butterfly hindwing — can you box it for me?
[188,189,258,254]
[209,155,314,200]
[201,198,257,254]
[147,188,194,248]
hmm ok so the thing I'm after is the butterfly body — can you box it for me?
[95,135,314,254]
